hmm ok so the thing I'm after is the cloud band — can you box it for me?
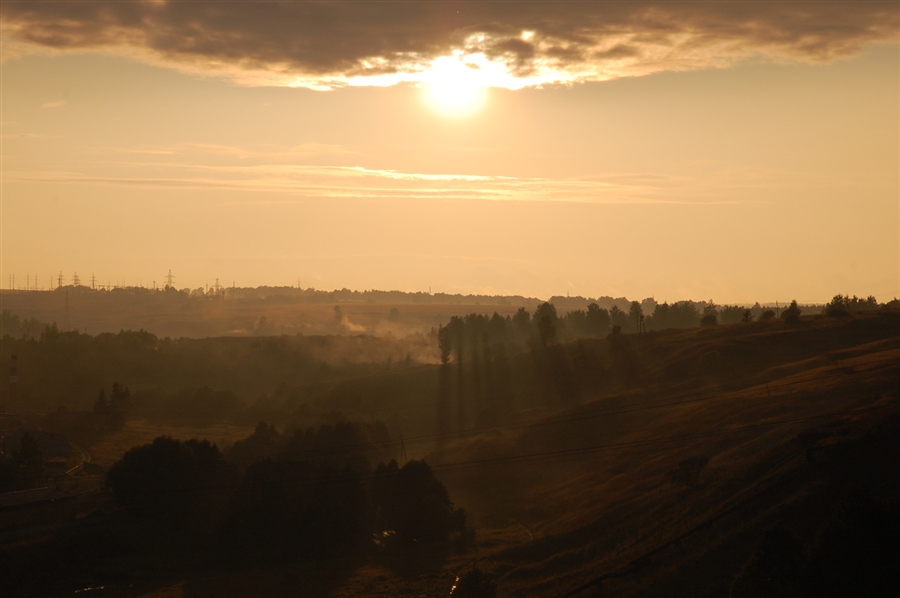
[2,1,897,88]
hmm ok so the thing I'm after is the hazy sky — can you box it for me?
[1,1,897,303]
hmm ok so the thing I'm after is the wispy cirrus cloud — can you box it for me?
[41,100,66,109]
[90,141,357,160]
[1,1,896,89]
[3,162,779,205]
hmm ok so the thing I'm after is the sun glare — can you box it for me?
[422,55,487,116]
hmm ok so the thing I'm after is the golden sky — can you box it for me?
[1,1,898,303]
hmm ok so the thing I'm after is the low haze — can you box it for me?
[1,1,897,303]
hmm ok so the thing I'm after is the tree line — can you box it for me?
[106,421,472,565]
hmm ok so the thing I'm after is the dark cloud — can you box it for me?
[2,1,896,87]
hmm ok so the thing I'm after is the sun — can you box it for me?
[422,55,487,116]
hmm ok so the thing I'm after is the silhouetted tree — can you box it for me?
[585,303,611,336]
[721,304,746,324]
[0,431,45,491]
[609,305,628,331]
[700,301,718,326]
[438,324,453,365]
[281,421,392,473]
[372,459,469,546]
[824,294,851,317]
[533,302,558,347]
[781,300,802,325]
[629,301,643,334]
[511,307,531,340]
[107,436,238,526]
[564,309,587,339]
[759,309,776,322]
[227,421,284,471]
[218,458,369,562]
[646,301,703,330]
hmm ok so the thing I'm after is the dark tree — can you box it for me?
[781,300,802,325]
[585,303,611,336]
[227,421,284,471]
[218,458,370,562]
[0,431,46,491]
[700,301,718,326]
[824,294,851,317]
[372,459,469,546]
[438,324,453,365]
[511,307,531,340]
[721,304,747,324]
[533,302,558,347]
[609,305,628,330]
[107,436,237,526]
[629,301,643,334]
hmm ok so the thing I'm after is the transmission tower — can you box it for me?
[72,272,81,287]
[91,273,96,289]
[165,269,175,289]
[57,271,64,289]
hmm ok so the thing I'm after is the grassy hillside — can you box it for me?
[3,311,897,596]
[416,312,900,596]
